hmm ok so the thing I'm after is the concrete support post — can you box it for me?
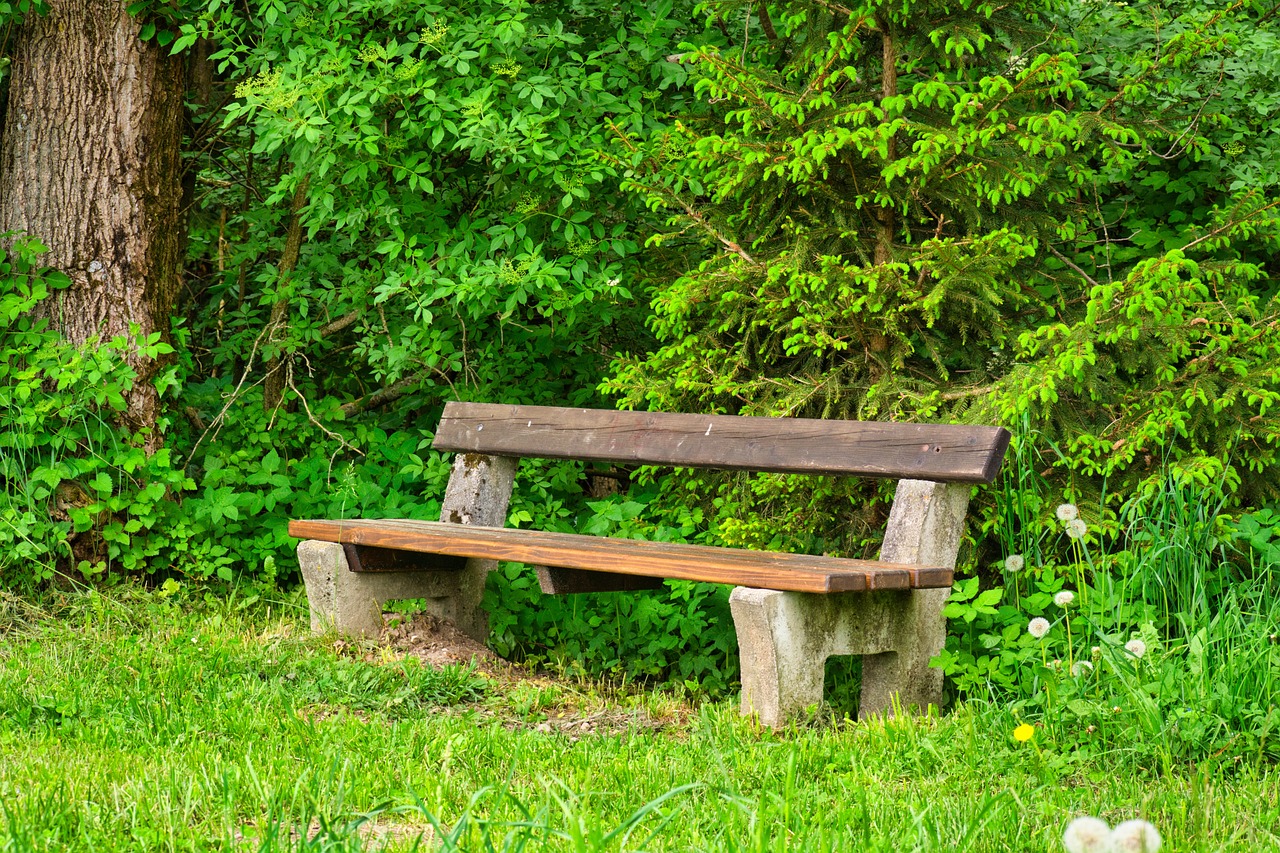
[865,479,970,717]
[434,453,519,642]
[298,453,518,642]
[298,540,470,637]
[730,479,970,728]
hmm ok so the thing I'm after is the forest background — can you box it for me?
[3,0,1280,711]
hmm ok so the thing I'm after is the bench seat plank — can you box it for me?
[433,402,1010,483]
[288,519,953,593]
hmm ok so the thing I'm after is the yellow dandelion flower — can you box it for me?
[1013,723,1035,742]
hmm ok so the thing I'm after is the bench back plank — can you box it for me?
[288,518,953,593]
[433,402,1010,483]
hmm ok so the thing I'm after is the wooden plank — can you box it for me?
[288,519,953,593]
[341,544,466,573]
[536,566,665,594]
[432,402,1010,483]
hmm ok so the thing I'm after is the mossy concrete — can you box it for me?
[730,479,970,727]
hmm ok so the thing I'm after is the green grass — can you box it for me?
[1,588,1279,852]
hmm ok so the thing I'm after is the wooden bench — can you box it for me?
[290,402,1009,726]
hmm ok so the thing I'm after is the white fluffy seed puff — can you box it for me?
[1054,590,1076,608]
[1125,639,1147,659]
[1004,553,1026,572]
[1062,817,1162,853]
[1110,820,1162,853]
[1056,503,1080,522]
[1062,816,1113,853]
[1028,617,1051,639]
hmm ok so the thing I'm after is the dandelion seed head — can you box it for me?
[1066,518,1088,540]
[1125,639,1147,659]
[1056,503,1080,522]
[1028,617,1051,639]
[1110,819,1161,853]
[1071,660,1094,677]
[1004,553,1026,572]
[1062,816,1112,853]
[1054,590,1076,608]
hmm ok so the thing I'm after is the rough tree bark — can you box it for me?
[0,0,186,444]
[874,15,898,268]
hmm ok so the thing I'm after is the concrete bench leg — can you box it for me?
[859,587,949,716]
[732,478,969,728]
[298,453,518,642]
[298,540,484,639]
[731,586,944,726]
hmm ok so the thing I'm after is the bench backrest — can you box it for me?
[433,402,1010,483]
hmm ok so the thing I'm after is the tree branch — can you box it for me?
[263,173,310,413]
[319,309,361,338]
[756,3,777,41]
[340,372,428,418]
[1047,244,1102,289]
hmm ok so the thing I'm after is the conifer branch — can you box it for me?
[1179,198,1280,253]
[1047,244,1102,289]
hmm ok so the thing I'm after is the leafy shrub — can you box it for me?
[487,485,738,694]
[0,238,189,586]
[180,0,701,419]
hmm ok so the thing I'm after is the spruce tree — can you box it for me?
[605,0,1094,550]
[608,0,1087,422]
[608,0,1280,549]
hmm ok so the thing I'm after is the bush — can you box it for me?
[0,238,188,586]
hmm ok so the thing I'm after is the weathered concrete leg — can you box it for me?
[730,588,826,727]
[731,587,901,727]
[439,453,518,528]
[435,453,518,642]
[862,479,971,717]
[298,540,471,638]
[731,479,970,728]
[859,588,949,716]
[298,453,518,642]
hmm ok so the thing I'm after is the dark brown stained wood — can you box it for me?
[288,519,954,593]
[536,566,665,594]
[904,566,954,587]
[432,403,1010,483]
[342,544,467,573]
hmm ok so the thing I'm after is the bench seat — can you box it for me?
[288,518,953,593]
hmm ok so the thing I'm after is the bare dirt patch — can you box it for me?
[373,611,693,737]
[379,611,499,670]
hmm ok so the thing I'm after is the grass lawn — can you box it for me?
[1,587,1278,852]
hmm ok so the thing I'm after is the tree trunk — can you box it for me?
[263,174,310,414]
[0,0,185,444]
[875,16,898,267]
